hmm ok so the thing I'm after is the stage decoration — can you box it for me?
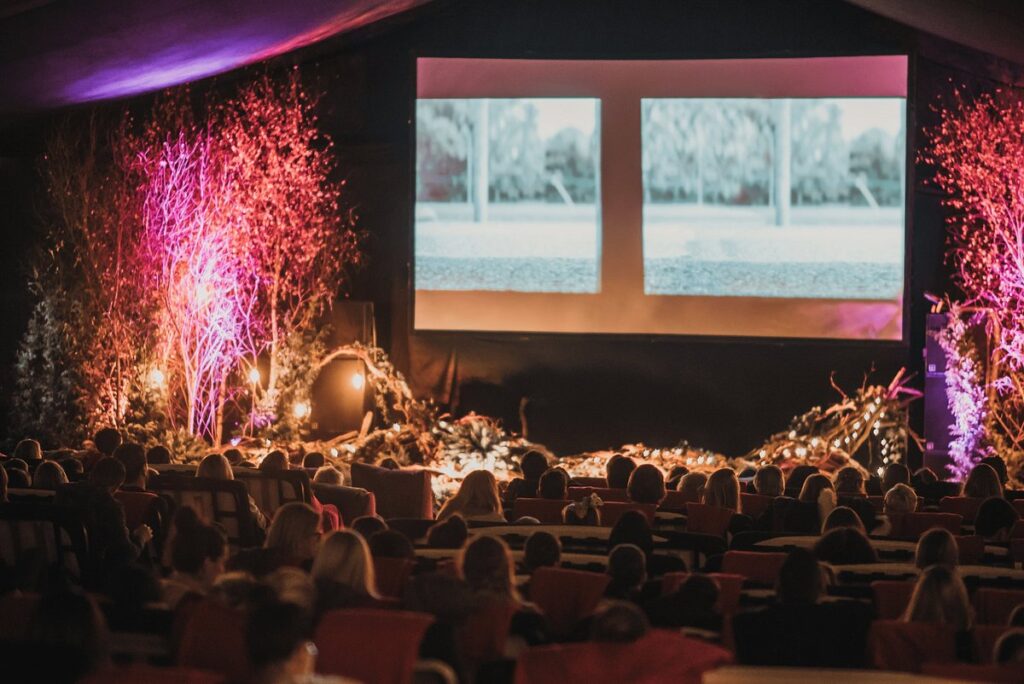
[747,368,920,475]
[934,304,992,479]
[923,89,1024,480]
[14,70,362,448]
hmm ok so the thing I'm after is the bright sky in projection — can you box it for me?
[836,98,904,139]
[533,99,597,139]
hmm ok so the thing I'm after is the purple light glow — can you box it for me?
[0,0,427,112]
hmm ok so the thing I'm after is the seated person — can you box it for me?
[367,529,415,560]
[426,514,469,549]
[666,465,688,491]
[831,466,878,531]
[161,507,228,609]
[604,544,647,601]
[351,515,388,539]
[312,529,383,615]
[902,564,972,630]
[313,465,343,485]
[703,468,741,512]
[145,445,172,465]
[606,454,637,490]
[821,506,865,534]
[591,601,649,643]
[627,464,666,506]
[974,496,1020,542]
[197,453,268,532]
[538,467,569,500]
[915,528,959,570]
[32,460,68,490]
[523,531,561,573]
[963,462,1003,499]
[732,548,872,668]
[753,465,785,498]
[302,452,325,469]
[644,573,722,632]
[504,450,549,503]
[437,470,507,523]
[882,463,911,493]
[229,502,321,577]
[874,483,918,537]
[245,598,319,683]
[677,472,707,503]
[813,527,878,565]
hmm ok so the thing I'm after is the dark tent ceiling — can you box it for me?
[0,0,1021,116]
[0,0,429,113]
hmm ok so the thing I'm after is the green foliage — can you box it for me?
[10,282,93,448]
[257,326,330,444]
[791,101,848,205]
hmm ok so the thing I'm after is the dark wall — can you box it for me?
[309,0,1024,459]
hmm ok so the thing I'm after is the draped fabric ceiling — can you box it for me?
[0,0,1021,115]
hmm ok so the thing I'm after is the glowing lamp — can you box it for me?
[248,367,261,384]
[148,368,166,389]
[293,401,311,419]
[351,372,365,390]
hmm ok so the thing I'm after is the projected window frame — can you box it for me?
[414,56,909,341]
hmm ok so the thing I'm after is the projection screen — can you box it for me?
[414,56,908,340]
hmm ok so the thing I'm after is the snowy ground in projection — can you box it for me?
[415,203,904,299]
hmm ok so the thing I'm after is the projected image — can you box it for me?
[642,98,905,299]
[416,98,599,293]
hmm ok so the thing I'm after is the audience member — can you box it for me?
[93,428,122,456]
[605,543,647,601]
[606,454,637,489]
[981,454,1010,486]
[260,450,290,471]
[28,589,110,682]
[113,442,148,489]
[162,506,228,609]
[677,471,707,502]
[974,496,1020,541]
[32,460,67,490]
[627,464,666,505]
[302,452,325,469]
[13,438,42,462]
[821,505,865,534]
[505,450,549,502]
[437,470,505,522]
[4,463,30,489]
[608,511,655,561]
[426,514,469,549]
[230,502,320,577]
[666,465,688,490]
[523,531,561,572]
[266,566,317,613]
[197,453,268,530]
[994,630,1024,665]
[222,448,244,466]
[833,466,866,497]
[245,598,319,684]
[590,601,649,643]
[368,529,415,560]
[813,527,878,565]
[902,564,972,630]
[351,515,388,539]
[912,467,938,489]
[753,465,785,498]
[963,463,1003,499]
[312,530,382,614]
[915,528,959,570]
[703,468,741,512]
[146,444,172,465]
[538,467,569,500]
[786,465,819,497]
[875,483,918,536]
[645,573,722,631]
[313,465,344,485]
[882,463,911,493]
[59,457,84,481]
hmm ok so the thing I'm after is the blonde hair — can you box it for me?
[197,453,233,481]
[884,483,918,516]
[677,472,707,502]
[459,535,518,600]
[704,468,741,512]
[312,530,379,598]
[438,470,503,520]
[798,473,834,503]
[266,566,316,611]
[915,528,959,570]
[265,502,320,561]
[754,466,785,498]
[833,466,866,497]
[902,564,972,630]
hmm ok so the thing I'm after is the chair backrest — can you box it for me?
[81,666,225,684]
[231,468,311,517]
[601,502,657,527]
[350,462,434,520]
[871,580,915,620]
[566,487,629,503]
[956,535,985,565]
[973,625,1014,664]
[921,662,1024,683]
[973,587,1024,625]
[661,572,744,614]
[1014,500,1024,517]
[373,556,414,599]
[867,620,957,672]
[0,502,88,582]
[721,551,788,586]
[458,594,518,667]
[512,498,569,524]
[151,464,200,476]
[685,502,735,537]
[148,475,258,548]
[570,477,607,488]
[6,488,56,504]
[528,566,611,638]
[513,629,732,684]
[315,608,434,684]
[0,593,39,641]
[659,490,691,512]
[176,599,248,682]
[739,493,773,519]
[940,496,985,524]
[866,495,885,514]
[312,482,376,523]
[888,512,963,540]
